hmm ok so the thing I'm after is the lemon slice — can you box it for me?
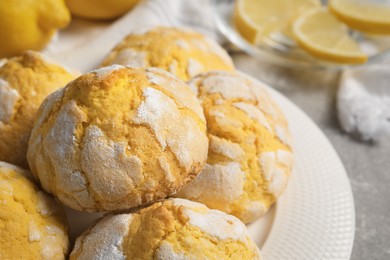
[292,8,368,64]
[330,0,390,34]
[233,0,320,44]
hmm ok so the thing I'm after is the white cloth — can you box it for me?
[337,65,390,141]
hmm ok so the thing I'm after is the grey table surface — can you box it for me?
[232,54,390,260]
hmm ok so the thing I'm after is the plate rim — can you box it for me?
[242,71,355,259]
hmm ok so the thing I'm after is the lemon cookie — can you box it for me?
[101,27,234,80]
[0,161,68,259]
[70,198,261,259]
[0,0,70,57]
[177,71,293,224]
[27,65,208,212]
[0,51,76,168]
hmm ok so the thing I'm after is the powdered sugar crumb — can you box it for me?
[275,125,292,146]
[0,79,20,124]
[0,59,6,68]
[168,60,178,76]
[209,135,244,160]
[37,191,62,216]
[178,163,245,210]
[202,73,255,100]
[171,198,206,209]
[158,156,175,183]
[176,40,190,50]
[156,242,188,260]
[146,69,205,119]
[241,201,267,222]
[258,151,289,197]
[81,125,143,202]
[183,205,248,242]
[28,221,41,242]
[133,87,207,170]
[187,58,204,78]
[71,214,133,260]
[93,64,125,78]
[233,102,272,132]
[111,48,148,68]
[0,179,13,196]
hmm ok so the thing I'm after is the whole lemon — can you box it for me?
[66,0,140,20]
[0,0,70,58]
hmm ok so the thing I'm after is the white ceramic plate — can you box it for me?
[251,82,355,259]
[47,17,355,260]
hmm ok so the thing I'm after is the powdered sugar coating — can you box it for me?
[175,40,190,50]
[101,27,234,81]
[28,221,41,242]
[0,79,20,124]
[179,201,249,243]
[233,102,272,131]
[71,198,261,259]
[240,201,268,222]
[0,161,26,174]
[0,161,68,259]
[71,214,133,260]
[158,156,175,183]
[259,150,293,197]
[34,100,91,209]
[37,191,63,216]
[168,60,178,76]
[155,242,188,260]
[134,87,207,170]
[201,73,256,100]
[28,67,208,212]
[275,125,292,146]
[180,71,293,223]
[109,48,147,68]
[187,58,204,78]
[177,163,245,212]
[209,135,244,160]
[81,125,144,202]
[92,64,125,78]
[145,68,205,119]
[0,179,13,196]
[0,59,6,67]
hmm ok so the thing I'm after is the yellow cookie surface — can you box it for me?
[70,198,261,259]
[28,66,208,212]
[101,27,234,80]
[177,71,293,223]
[0,162,68,260]
[0,51,76,168]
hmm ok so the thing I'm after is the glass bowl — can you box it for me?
[211,0,390,70]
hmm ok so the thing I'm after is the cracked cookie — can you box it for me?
[100,26,234,80]
[0,51,76,168]
[27,65,208,212]
[70,198,261,259]
[0,161,69,259]
[176,71,293,223]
